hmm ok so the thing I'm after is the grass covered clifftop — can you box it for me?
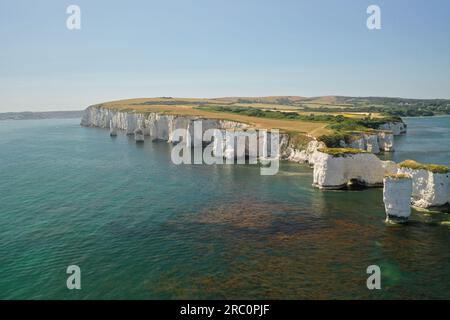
[91,98,334,137]
[399,160,450,174]
[193,104,403,146]
[91,96,408,147]
[317,147,368,157]
[384,173,412,179]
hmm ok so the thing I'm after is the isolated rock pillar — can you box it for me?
[134,128,144,142]
[383,175,412,223]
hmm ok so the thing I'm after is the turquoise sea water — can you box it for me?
[0,116,449,299]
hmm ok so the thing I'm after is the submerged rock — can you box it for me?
[383,174,412,223]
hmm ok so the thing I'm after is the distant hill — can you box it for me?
[4,94,450,120]
[209,95,450,117]
[299,96,450,117]
[94,95,450,117]
[0,111,83,121]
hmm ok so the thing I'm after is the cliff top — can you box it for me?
[92,97,404,139]
[317,147,368,157]
[384,173,412,180]
[399,160,450,174]
[93,98,334,137]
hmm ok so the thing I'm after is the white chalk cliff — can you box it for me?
[339,131,395,153]
[397,166,450,209]
[336,119,407,154]
[378,122,407,135]
[280,136,326,165]
[109,120,117,136]
[312,150,397,189]
[210,129,259,160]
[81,106,407,171]
[81,105,324,162]
[383,175,413,222]
[81,105,249,145]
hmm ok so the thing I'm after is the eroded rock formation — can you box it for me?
[378,122,407,135]
[312,149,397,189]
[134,128,144,142]
[281,137,326,165]
[81,105,249,144]
[81,105,321,163]
[397,161,450,209]
[383,174,412,222]
[339,131,394,154]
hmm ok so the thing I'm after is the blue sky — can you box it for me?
[1,0,449,111]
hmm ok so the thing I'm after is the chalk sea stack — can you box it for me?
[383,174,413,223]
[398,160,450,211]
[312,148,397,189]
[134,128,144,142]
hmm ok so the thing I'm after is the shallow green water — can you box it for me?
[0,117,449,299]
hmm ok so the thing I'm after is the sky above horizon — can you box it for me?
[1,0,450,112]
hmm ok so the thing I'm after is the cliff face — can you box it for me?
[81,105,323,161]
[383,176,412,221]
[81,105,249,144]
[378,122,407,135]
[377,131,395,152]
[280,136,326,165]
[312,152,397,189]
[211,130,259,160]
[336,121,406,154]
[339,132,394,153]
[397,167,450,209]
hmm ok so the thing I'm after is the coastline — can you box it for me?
[1,116,449,299]
[80,103,449,214]
[0,110,83,121]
